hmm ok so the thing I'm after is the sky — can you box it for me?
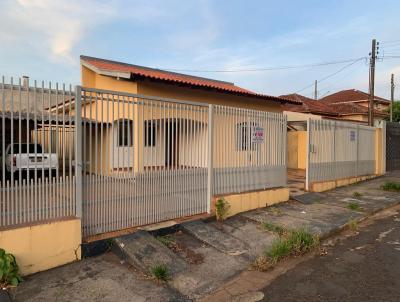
[1,0,400,99]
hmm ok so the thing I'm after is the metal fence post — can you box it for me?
[381,121,386,174]
[356,124,359,176]
[75,86,83,218]
[305,118,311,191]
[207,104,214,214]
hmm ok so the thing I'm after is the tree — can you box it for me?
[386,101,400,122]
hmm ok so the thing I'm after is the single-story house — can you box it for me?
[75,55,299,175]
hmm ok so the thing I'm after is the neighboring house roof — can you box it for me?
[281,94,339,116]
[280,93,315,104]
[80,55,300,105]
[320,89,390,105]
[329,102,387,117]
[281,92,388,118]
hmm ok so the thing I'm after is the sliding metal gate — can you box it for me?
[77,87,209,238]
[386,122,400,171]
[306,119,376,190]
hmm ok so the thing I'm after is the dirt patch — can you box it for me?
[169,231,205,265]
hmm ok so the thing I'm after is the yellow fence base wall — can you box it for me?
[213,187,289,218]
[310,175,378,192]
[0,218,82,276]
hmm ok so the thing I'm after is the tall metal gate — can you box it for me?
[306,119,376,190]
[1,77,76,228]
[386,122,400,171]
[76,87,210,238]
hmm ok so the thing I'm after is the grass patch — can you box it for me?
[150,264,170,281]
[262,222,287,236]
[156,235,176,248]
[381,182,400,192]
[348,219,358,232]
[261,229,318,267]
[346,202,360,211]
[352,191,362,198]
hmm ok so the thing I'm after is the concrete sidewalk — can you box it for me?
[11,172,400,302]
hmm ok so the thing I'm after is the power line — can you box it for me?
[163,57,366,73]
[294,57,366,93]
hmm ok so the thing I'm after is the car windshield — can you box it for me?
[10,144,43,154]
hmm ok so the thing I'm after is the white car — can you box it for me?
[2,143,58,177]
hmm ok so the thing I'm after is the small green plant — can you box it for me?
[156,235,176,248]
[0,248,22,288]
[262,222,286,236]
[263,229,318,267]
[348,219,358,232]
[347,202,360,211]
[352,191,362,198]
[105,238,114,250]
[287,229,318,255]
[266,237,292,263]
[151,264,170,281]
[215,198,230,221]
[381,182,400,192]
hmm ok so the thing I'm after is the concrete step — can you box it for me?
[181,220,248,256]
[113,230,187,275]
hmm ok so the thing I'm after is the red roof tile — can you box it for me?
[281,93,388,117]
[320,89,389,104]
[80,55,299,105]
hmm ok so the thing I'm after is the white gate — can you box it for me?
[76,87,210,238]
[306,119,376,190]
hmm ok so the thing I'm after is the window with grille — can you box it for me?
[117,119,133,147]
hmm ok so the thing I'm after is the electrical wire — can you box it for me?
[294,57,366,93]
[163,57,366,73]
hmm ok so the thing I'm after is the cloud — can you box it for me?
[0,0,166,64]
[0,0,117,63]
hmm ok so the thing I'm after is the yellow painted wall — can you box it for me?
[0,219,81,276]
[287,132,298,168]
[213,187,289,218]
[375,128,384,174]
[287,131,307,169]
[297,131,307,169]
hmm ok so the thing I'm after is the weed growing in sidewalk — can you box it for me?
[156,235,176,248]
[262,222,287,236]
[253,229,318,270]
[381,182,400,192]
[151,264,170,281]
[352,191,362,198]
[216,198,231,221]
[348,219,358,232]
[347,202,360,211]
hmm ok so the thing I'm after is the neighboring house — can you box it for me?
[281,90,389,125]
[77,55,298,174]
[321,89,390,112]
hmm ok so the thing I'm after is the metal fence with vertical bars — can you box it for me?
[0,77,76,228]
[212,106,287,195]
[306,119,376,189]
[1,78,289,238]
[78,87,210,237]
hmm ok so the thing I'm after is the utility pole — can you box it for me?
[314,80,318,100]
[391,73,395,122]
[368,39,377,126]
